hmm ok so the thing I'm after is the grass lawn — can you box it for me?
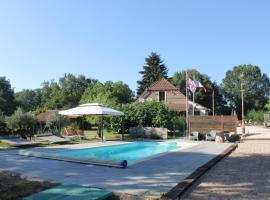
[0,171,57,200]
[0,129,129,149]
[0,141,13,150]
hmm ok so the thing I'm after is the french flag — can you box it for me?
[194,79,207,92]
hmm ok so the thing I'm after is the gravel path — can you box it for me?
[182,140,270,200]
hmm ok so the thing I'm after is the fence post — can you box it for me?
[221,115,224,132]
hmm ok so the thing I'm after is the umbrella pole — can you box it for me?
[101,115,104,143]
[59,114,61,136]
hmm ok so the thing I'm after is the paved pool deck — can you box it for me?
[0,140,233,198]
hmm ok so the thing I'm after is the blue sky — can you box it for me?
[0,0,269,92]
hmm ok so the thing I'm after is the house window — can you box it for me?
[159,91,165,102]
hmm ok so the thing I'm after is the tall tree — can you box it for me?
[172,69,229,115]
[15,89,41,112]
[39,73,97,110]
[0,77,16,115]
[80,81,133,107]
[221,65,270,116]
[137,52,168,96]
[266,99,270,111]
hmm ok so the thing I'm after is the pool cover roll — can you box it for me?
[18,150,128,168]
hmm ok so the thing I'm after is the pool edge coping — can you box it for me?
[162,143,238,200]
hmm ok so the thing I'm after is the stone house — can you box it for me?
[137,78,209,116]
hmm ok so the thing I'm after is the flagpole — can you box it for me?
[212,89,215,116]
[192,75,195,116]
[185,71,189,138]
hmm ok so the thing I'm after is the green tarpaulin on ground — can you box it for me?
[24,184,112,200]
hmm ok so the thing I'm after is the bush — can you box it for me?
[6,108,37,138]
[246,110,264,124]
[111,101,178,133]
[46,112,69,134]
[170,116,185,137]
[148,133,162,140]
[0,113,8,135]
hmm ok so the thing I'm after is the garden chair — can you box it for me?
[189,131,199,140]
[206,130,217,141]
[64,127,86,140]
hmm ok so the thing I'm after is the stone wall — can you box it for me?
[129,127,168,139]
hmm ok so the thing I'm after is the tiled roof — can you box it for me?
[147,77,178,91]
[36,110,58,122]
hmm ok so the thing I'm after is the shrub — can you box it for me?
[246,110,264,124]
[170,116,185,136]
[148,133,162,140]
[111,101,178,133]
[6,108,37,138]
[46,112,69,134]
[0,113,8,135]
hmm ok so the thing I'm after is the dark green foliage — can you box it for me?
[172,69,229,115]
[246,110,264,123]
[15,89,41,112]
[137,52,168,96]
[5,108,36,138]
[221,65,270,116]
[0,113,7,135]
[111,101,177,133]
[170,116,186,136]
[0,77,16,115]
[40,73,97,110]
[148,133,162,140]
[266,99,270,111]
[80,81,133,107]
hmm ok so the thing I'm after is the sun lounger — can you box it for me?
[0,136,40,147]
[64,127,86,139]
[189,131,199,140]
[35,134,70,144]
[206,130,217,141]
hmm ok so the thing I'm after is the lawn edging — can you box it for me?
[162,143,238,200]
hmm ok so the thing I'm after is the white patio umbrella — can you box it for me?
[59,103,124,142]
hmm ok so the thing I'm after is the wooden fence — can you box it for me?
[189,115,238,134]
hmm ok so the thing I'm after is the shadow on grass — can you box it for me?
[0,171,58,200]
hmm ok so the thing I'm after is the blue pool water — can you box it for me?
[54,142,182,162]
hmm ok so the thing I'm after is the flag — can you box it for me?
[194,79,207,92]
[187,78,197,93]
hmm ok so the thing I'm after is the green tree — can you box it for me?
[39,73,97,110]
[246,109,264,123]
[221,65,270,116]
[0,113,7,135]
[80,81,133,107]
[5,108,36,138]
[172,69,229,114]
[0,77,16,115]
[80,81,133,126]
[15,89,41,112]
[137,52,168,96]
[265,99,270,112]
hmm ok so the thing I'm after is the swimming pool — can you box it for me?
[18,141,191,168]
[54,141,182,163]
